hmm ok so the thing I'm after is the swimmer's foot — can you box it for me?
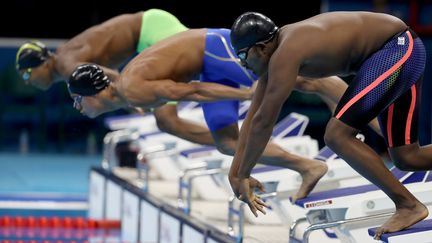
[292,160,328,203]
[373,201,428,240]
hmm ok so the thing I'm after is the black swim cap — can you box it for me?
[15,40,50,70]
[68,64,111,96]
[231,12,278,54]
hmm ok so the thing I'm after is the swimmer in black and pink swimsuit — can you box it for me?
[229,11,431,238]
[335,28,426,148]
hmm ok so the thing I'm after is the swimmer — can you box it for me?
[68,27,335,202]
[229,11,430,238]
[15,9,188,90]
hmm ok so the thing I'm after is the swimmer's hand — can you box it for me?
[229,175,268,217]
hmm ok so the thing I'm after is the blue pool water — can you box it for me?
[0,153,101,217]
[0,153,119,242]
[0,153,101,194]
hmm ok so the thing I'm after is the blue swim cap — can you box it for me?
[15,40,50,70]
[230,12,278,54]
[68,64,111,96]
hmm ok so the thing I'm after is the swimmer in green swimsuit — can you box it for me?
[15,9,187,91]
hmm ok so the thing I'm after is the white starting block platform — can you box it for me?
[290,169,432,243]
[368,219,432,243]
[89,167,294,243]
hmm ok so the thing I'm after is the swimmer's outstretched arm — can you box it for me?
[230,77,267,179]
[229,52,302,210]
[229,55,299,216]
[155,80,253,102]
[125,79,253,106]
[229,75,269,216]
[236,49,302,179]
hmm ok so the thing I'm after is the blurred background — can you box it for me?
[0,0,431,156]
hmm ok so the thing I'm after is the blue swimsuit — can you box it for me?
[200,28,257,131]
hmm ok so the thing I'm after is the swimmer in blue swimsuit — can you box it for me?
[68,27,335,202]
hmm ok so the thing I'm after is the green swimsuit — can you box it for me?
[136,9,188,52]
[137,9,188,110]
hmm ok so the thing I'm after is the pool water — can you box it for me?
[0,153,121,242]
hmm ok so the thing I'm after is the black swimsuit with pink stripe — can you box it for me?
[334,28,426,147]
